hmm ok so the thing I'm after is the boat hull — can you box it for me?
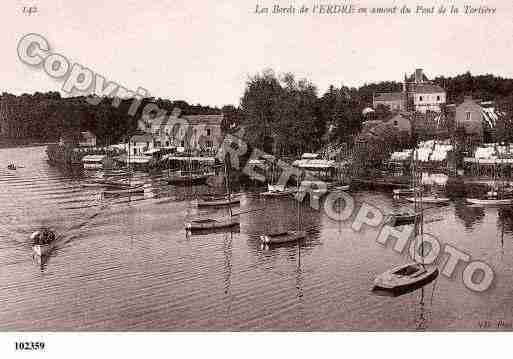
[405,197,450,204]
[185,217,240,231]
[386,213,420,227]
[466,198,513,205]
[197,196,240,207]
[101,186,145,197]
[260,189,297,197]
[373,263,439,296]
[260,230,306,244]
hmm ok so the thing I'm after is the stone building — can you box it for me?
[373,68,446,113]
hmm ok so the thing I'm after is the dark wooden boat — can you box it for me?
[373,263,438,294]
[185,216,240,230]
[385,212,420,227]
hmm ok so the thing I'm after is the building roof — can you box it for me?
[410,83,445,94]
[374,92,404,102]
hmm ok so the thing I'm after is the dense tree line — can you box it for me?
[240,70,513,155]
[3,71,513,152]
[0,92,222,145]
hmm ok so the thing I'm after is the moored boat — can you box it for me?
[260,230,306,244]
[373,262,439,294]
[165,171,210,185]
[100,186,145,197]
[405,196,450,204]
[185,216,240,230]
[466,197,513,205]
[197,194,240,207]
[385,211,420,227]
[261,185,297,197]
[393,187,420,196]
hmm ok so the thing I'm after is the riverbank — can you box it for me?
[0,137,56,149]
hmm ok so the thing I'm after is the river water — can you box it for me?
[1,146,513,331]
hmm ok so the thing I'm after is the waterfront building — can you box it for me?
[453,96,501,142]
[373,68,446,113]
[148,107,223,153]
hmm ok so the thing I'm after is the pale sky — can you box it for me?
[1,0,512,107]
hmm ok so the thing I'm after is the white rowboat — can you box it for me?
[260,230,306,244]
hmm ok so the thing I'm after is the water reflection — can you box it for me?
[454,200,486,230]
[3,146,513,330]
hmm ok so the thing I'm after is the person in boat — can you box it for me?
[30,228,55,245]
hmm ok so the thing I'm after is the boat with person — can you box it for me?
[31,228,57,258]
[7,163,16,170]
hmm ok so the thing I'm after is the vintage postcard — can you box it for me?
[0,0,511,356]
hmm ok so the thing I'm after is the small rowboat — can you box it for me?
[260,230,307,245]
[385,212,420,227]
[466,198,513,205]
[101,186,145,197]
[7,164,16,170]
[197,195,240,207]
[373,263,439,295]
[260,188,297,197]
[165,172,211,185]
[405,196,450,204]
[185,216,240,231]
[393,188,420,196]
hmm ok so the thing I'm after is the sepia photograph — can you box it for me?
[0,0,512,356]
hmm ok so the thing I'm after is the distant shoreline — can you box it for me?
[0,138,57,149]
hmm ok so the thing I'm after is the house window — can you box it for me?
[437,95,440,101]
[466,111,471,121]
[206,129,211,136]
[419,96,423,102]
[394,120,398,126]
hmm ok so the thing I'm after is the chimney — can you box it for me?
[415,68,423,83]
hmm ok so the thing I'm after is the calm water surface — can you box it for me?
[1,146,513,331]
